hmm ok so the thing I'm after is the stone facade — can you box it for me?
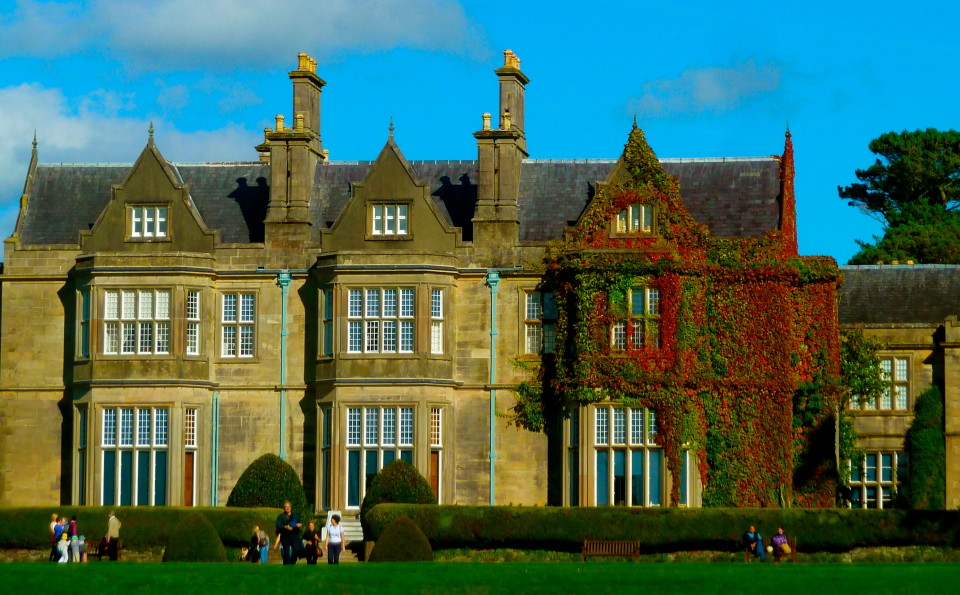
[1,50,837,511]
[840,265,960,509]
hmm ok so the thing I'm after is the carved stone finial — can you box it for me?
[32,130,37,149]
[275,114,285,131]
[632,115,638,129]
[389,116,394,138]
[148,121,154,139]
[481,112,491,130]
[503,49,520,69]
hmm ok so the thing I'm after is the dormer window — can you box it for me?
[371,204,409,236]
[615,204,653,234]
[131,206,168,238]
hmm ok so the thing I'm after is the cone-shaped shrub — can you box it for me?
[161,512,226,562]
[227,453,308,517]
[368,515,433,562]
[360,459,435,536]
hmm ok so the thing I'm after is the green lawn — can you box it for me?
[3,562,958,594]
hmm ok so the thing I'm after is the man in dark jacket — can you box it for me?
[274,501,302,565]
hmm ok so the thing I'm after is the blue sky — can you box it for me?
[1,0,957,263]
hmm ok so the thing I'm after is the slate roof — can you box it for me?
[839,265,960,325]
[19,155,783,247]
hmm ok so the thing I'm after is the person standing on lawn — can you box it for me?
[274,501,302,565]
[324,514,346,565]
[106,511,121,561]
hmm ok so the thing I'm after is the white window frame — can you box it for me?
[345,405,416,508]
[221,292,255,358]
[346,287,415,354]
[130,206,168,238]
[593,405,674,507]
[100,406,169,506]
[614,203,653,233]
[102,289,171,355]
[186,290,200,356]
[430,289,444,354]
[849,451,906,509]
[371,204,409,236]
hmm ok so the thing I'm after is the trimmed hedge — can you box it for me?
[161,512,227,562]
[360,460,435,537]
[367,515,433,562]
[0,507,280,550]
[365,505,960,553]
[227,453,309,518]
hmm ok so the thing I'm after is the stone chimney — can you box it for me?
[471,50,530,266]
[496,49,528,153]
[259,53,325,259]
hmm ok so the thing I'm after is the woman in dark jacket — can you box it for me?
[302,520,322,565]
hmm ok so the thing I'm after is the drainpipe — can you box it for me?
[486,270,501,506]
[211,390,219,506]
[277,270,292,459]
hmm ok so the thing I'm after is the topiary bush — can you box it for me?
[368,515,433,562]
[161,511,227,562]
[360,460,435,537]
[227,453,309,517]
[902,386,946,509]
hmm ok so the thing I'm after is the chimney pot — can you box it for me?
[482,112,491,130]
[275,114,285,131]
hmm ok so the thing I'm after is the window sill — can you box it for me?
[364,233,414,241]
[126,237,172,243]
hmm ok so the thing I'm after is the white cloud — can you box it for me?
[0,0,488,66]
[218,86,262,113]
[628,61,782,117]
[0,0,95,57]
[156,81,191,112]
[0,83,260,245]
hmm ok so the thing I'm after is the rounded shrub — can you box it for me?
[227,453,308,517]
[360,459,435,536]
[161,511,226,562]
[368,515,433,562]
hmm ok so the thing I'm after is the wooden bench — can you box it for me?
[90,538,122,561]
[582,539,640,561]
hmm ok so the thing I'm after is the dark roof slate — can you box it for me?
[20,156,783,247]
[839,265,960,325]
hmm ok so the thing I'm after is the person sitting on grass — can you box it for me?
[742,524,766,561]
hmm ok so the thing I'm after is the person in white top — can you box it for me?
[324,514,346,564]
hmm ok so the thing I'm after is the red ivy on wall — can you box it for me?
[533,125,842,507]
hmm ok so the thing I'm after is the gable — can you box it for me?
[322,139,458,252]
[78,142,216,254]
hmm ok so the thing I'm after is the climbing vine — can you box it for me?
[510,125,850,507]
